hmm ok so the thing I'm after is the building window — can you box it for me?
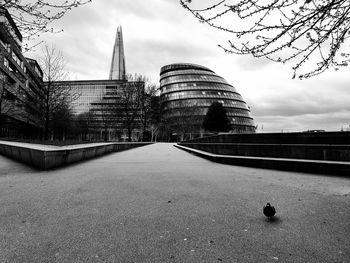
[4,58,9,68]
[12,51,22,67]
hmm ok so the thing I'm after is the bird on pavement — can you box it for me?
[263,203,276,220]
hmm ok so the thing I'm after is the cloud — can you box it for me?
[233,53,274,71]
[245,68,350,132]
[256,110,350,132]
[125,38,217,79]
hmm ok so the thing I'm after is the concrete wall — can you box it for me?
[0,142,152,170]
[175,144,350,176]
[179,143,350,162]
[184,131,350,145]
[178,131,350,175]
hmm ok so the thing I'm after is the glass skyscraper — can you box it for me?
[109,26,126,80]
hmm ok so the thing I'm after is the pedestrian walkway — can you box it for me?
[0,143,349,262]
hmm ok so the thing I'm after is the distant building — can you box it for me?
[56,79,144,141]
[56,25,145,141]
[0,7,45,138]
[109,26,126,80]
[160,63,255,139]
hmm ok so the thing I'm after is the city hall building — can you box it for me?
[160,63,255,139]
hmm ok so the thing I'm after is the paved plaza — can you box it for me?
[0,143,349,262]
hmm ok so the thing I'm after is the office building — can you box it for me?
[57,79,144,141]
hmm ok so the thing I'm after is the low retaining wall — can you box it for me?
[183,131,350,144]
[179,143,350,162]
[0,141,152,170]
[175,144,350,176]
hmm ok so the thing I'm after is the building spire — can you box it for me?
[109,25,126,80]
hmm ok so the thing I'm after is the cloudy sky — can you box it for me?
[27,0,350,133]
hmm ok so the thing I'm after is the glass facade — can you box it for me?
[56,79,144,141]
[61,80,117,115]
[160,63,256,136]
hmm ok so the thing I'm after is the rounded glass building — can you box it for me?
[160,63,255,138]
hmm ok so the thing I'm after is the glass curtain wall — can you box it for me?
[160,63,256,140]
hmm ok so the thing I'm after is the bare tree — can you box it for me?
[98,102,113,141]
[138,76,158,141]
[149,123,159,142]
[148,95,160,142]
[167,100,201,141]
[0,74,11,133]
[51,99,73,141]
[115,75,144,142]
[75,110,94,141]
[0,74,9,130]
[1,0,92,45]
[180,0,350,79]
[157,118,172,142]
[39,43,77,140]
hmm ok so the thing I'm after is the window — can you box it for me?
[4,58,9,68]
[12,51,22,67]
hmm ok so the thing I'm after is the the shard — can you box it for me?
[109,25,126,80]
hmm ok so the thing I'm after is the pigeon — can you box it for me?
[263,203,276,220]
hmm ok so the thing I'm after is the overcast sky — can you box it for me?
[27,0,350,133]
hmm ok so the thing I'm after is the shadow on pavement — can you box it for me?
[264,216,282,224]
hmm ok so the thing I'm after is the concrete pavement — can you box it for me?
[0,143,349,262]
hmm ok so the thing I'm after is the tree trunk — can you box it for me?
[142,111,147,142]
[0,114,3,138]
[44,109,49,140]
[44,87,50,140]
[0,84,5,137]
[127,125,132,142]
